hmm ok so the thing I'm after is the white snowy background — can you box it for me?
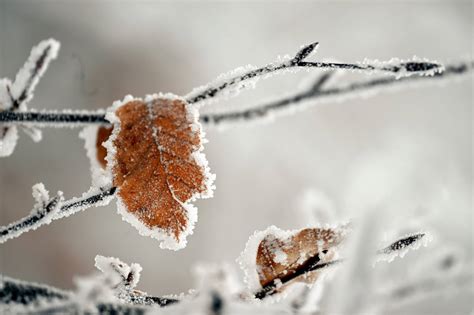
[0,1,472,313]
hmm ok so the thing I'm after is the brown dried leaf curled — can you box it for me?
[239,225,349,294]
[105,94,214,250]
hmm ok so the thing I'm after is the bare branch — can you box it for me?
[0,60,469,129]
[7,39,60,111]
[0,187,116,244]
[0,274,177,314]
[201,60,473,126]
[185,42,442,105]
[0,275,70,305]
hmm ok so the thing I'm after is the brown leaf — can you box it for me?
[106,95,214,250]
[240,225,349,294]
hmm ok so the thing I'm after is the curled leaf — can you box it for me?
[239,225,349,296]
[105,94,215,250]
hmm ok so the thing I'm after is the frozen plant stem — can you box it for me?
[0,43,458,129]
[202,61,473,126]
[0,187,116,244]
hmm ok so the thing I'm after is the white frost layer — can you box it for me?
[184,55,297,108]
[375,231,433,265]
[0,125,18,157]
[10,39,60,109]
[104,93,215,251]
[79,126,112,188]
[0,79,17,157]
[94,255,142,289]
[0,183,63,244]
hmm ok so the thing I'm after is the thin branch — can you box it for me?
[201,60,473,126]
[0,275,70,305]
[253,233,427,299]
[0,110,108,127]
[185,42,442,105]
[0,187,116,244]
[0,275,177,312]
[0,60,469,129]
[8,39,59,110]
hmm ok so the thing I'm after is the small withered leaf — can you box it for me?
[106,95,214,250]
[242,225,348,295]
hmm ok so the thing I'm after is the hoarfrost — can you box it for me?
[0,183,63,244]
[0,39,60,156]
[9,39,60,108]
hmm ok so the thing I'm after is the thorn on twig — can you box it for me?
[377,233,426,255]
[293,42,319,63]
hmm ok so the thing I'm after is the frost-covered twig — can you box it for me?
[0,186,116,244]
[0,44,458,127]
[1,60,470,129]
[0,256,178,313]
[185,42,442,105]
[253,233,427,299]
[0,39,60,156]
[0,275,71,306]
[201,60,473,126]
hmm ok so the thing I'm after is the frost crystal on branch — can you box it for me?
[0,186,116,243]
[0,39,60,156]
[185,42,443,107]
[0,184,63,243]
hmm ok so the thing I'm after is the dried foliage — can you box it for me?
[106,96,214,249]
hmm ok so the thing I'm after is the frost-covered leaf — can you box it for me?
[238,225,349,297]
[105,94,215,250]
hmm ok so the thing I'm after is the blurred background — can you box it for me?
[0,1,472,313]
